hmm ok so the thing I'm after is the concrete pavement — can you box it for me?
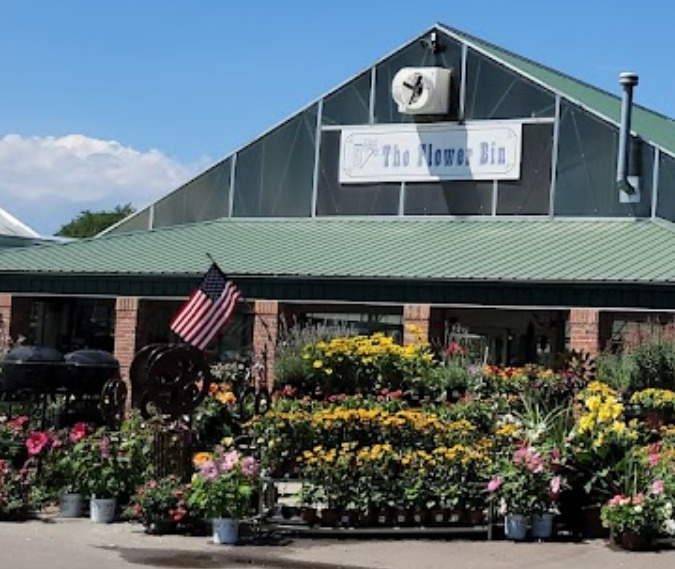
[0,517,674,569]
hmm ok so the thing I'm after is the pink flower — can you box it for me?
[550,476,562,497]
[99,436,110,458]
[148,480,158,489]
[70,422,87,442]
[632,493,645,506]
[652,480,665,495]
[221,450,239,473]
[609,494,625,507]
[25,432,50,455]
[487,476,503,493]
[648,453,660,468]
[241,456,259,478]
[200,460,219,480]
[8,416,29,432]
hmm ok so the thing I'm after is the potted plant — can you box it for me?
[76,428,131,523]
[187,445,259,544]
[487,444,565,541]
[127,475,191,534]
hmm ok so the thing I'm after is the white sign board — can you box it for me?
[339,122,522,183]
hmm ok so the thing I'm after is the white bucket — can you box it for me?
[59,493,83,518]
[212,517,239,545]
[90,497,117,523]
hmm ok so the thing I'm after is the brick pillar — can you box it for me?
[0,294,33,349]
[114,297,142,409]
[403,304,431,346]
[252,301,279,391]
[569,309,601,356]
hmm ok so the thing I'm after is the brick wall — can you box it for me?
[252,300,279,390]
[569,308,601,355]
[403,304,431,346]
[113,297,141,408]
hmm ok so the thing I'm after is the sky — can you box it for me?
[1,0,673,236]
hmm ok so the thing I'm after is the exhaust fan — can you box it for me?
[391,67,451,115]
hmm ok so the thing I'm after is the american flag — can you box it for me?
[170,263,242,351]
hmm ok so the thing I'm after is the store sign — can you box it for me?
[339,122,522,183]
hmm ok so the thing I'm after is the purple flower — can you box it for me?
[200,460,219,480]
[487,476,503,493]
[241,456,259,478]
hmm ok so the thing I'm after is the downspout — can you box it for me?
[616,72,639,195]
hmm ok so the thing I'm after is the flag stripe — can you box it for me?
[171,291,210,336]
[190,288,241,349]
[169,263,242,351]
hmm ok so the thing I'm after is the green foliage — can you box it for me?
[55,203,135,238]
[628,334,675,393]
[595,351,636,392]
[127,475,191,526]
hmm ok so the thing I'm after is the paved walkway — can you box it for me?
[1,517,674,569]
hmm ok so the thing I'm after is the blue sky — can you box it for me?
[0,0,672,235]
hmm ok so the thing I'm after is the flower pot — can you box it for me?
[300,507,318,526]
[146,519,180,535]
[59,493,84,518]
[320,508,339,527]
[620,530,651,551]
[339,510,358,528]
[411,508,429,526]
[467,509,486,525]
[428,508,446,527]
[505,513,528,541]
[531,512,554,540]
[90,497,116,523]
[394,509,412,527]
[212,517,239,545]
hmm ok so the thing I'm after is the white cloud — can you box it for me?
[0,133,205,236]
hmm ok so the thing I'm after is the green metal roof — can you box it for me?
[438,23,675,156]
[1,218,675,285]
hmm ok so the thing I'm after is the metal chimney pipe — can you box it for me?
[617,72,639,192]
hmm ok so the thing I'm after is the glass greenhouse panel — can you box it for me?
[404,180,494,215]
[656,152,675,222]
[322,72,371,126]
[464,49,555,120]
[153,160,231,228]
[497,123,552,215]
[233,105,317,217]
[374,32,462,124]
[106,207,150,234]
[316,130,400,215]
[555,101,651,217]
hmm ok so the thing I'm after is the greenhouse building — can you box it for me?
[2,23,675,391]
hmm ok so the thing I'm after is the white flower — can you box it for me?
[663,519,675,536]
[634,505,643,513]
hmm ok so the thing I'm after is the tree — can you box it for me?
[55,204,136,238]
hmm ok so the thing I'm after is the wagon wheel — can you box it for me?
[100,377,128,428]
[144,344,211,418]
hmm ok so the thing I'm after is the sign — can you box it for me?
[339,121,522,184]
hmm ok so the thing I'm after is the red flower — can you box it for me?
[26,431,50,455]
[70,422,87,442]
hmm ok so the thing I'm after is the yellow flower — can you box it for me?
[313,360,323,369]
[192,452,212,467]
